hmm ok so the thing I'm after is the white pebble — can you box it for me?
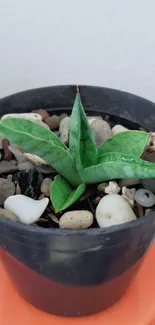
[96,194,136,228]
[24,153,48,165]
[112,124,129,135]
[59,116,70,144]
[1,113,42,121]
[8,145,25,163]
[105,181,120,194]
[135,189,155,207]
[4,195,49,224]
[121,187,136,207]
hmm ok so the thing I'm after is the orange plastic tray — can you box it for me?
[1,243,155,325]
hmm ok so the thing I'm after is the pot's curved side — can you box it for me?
[0,85,155,316]
[0,85,154,130]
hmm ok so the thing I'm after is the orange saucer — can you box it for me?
[1,243,155,325]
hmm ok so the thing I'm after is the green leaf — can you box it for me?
[69,91,98,168]
[98,131,150,157]
[50,175,86,212]
[79,152,155,184]
[0,118,81,186]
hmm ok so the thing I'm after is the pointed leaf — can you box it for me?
[50,175,86,212]
[0,118,81,186]
[69,92,97,168]
[79,152,155,183]
[98,131,150,157]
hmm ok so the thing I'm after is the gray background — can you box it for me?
[0,0,155,101]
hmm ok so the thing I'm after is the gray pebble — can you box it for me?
[135,189,155,207]
[0,178,15,205]
[90,119,111,147]
[0,160,18,174]
[35,164,56,175]
[18,161,34,171]
[141,178,155,194]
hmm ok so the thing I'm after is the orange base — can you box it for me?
[1,244,155,325]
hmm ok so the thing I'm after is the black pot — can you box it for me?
[0,85,155,317]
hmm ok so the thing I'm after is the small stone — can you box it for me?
[150,132,155,146]
[135,189,155,207]
[54,131,59,137]
[41,178,52,197]
[59,210,93,230]
[145,208,152,216]
[0,208,18,220]
[49,213,59,224]
[18,161,34,171]
[2,139,12,161]
[35,164,56,175]
[59,116,70,144]
[141,178,155,194]
[8,145,25,163]
[90,119,111,147]
[142,151,155,163]
[122,187,136,207]
[105,181,120,195]
[32,109,49,121]
[45,115,61,130]
[119,178,140,188]
[0,160,18,174]
[97,182,109,193]
[112,124,129,135]
[34,120,50,129]
[96,194,136,228]
[1,113,42,122]
[24,153,48,165]
[0,178,15,205]
[38,193,45,200]
[60,113,68,121]
[88,116,102,124]
[7,174,13,181]
[4,195,49,224]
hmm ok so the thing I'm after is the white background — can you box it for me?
[0,0,155,101]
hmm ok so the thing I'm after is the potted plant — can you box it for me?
[0,85,155,317]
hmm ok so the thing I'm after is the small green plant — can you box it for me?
[0,88,155,212]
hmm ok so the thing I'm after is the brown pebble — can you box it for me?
[41,178,52,197]
[135,202,143,218]
[2,139,12,161]
[45,115,61,129]
[97,182,109,193]
[0,208,18,220]
[59,210,93,230]
[32,109,49,121]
